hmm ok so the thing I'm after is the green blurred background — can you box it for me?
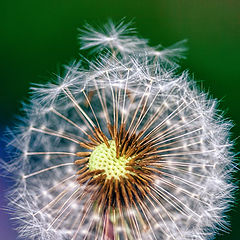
[0,0,239,239]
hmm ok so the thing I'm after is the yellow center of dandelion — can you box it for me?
[88,140,133,180]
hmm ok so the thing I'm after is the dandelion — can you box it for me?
[3,20,236,240]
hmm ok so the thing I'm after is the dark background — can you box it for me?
[0,1,239,239]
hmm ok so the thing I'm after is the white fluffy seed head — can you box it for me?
[2,21,237,240]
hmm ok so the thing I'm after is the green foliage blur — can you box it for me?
[0,1,239,239]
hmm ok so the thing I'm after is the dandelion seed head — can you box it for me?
[2,20,237,240]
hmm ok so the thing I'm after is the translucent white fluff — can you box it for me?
[2,21,237,240]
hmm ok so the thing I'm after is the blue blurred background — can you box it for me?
[0,0,239,239]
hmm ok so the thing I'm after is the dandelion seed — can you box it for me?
[2,20,237,240]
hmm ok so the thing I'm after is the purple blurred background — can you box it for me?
[0,128,18,239]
